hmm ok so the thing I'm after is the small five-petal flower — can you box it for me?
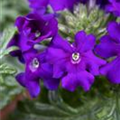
[95,21,120,84]
[46,31,106,91]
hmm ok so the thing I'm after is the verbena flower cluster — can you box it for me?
[8,0,120,97]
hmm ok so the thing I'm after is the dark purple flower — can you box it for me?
[97,0,109,7]
[16,50,60,97]
[28,0,79,12]
[8,34,32,53]
[79,0,109,6]
[106,0,120,16]
[15,12,58,48]
[95,21,120,84]
[8,12,58,61]
[46,31,106,92]
[79,0,87,4]
[77,0,109,8]
[81,0,109,8]
[7,34,25,63]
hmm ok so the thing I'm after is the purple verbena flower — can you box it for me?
[16,49,60,97]
[15,12,58,48]
[106,0,120,16]
[8,12,58,61]
[28,0,79,12]
[46,31,106,92]
[95,21,120,84]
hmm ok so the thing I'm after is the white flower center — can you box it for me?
[30,58,39,72]
[35,31,41,38]
[71,52,81,64]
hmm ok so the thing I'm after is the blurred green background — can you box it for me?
[0,0,29,32]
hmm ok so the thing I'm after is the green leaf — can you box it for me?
[0,57,23,109]
[0,75,23,110]
[0,63,17,75]
[0,57,24,110]
[117,18,120,22]
[0,27,18,59]
[0,46,19,59]
[0,55,24,110]
[58,4,113,40]
[0,27,17,50]
[0,26,24,110]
